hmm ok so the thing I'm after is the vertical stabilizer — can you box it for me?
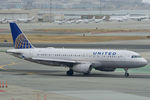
[9,23,34,49]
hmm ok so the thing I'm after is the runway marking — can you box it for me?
[0,62,17,70]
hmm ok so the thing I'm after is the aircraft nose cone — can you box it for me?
[141,59,148,66]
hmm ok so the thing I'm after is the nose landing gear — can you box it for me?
[124,68,129,77]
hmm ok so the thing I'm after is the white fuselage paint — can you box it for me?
[7,48,148,69]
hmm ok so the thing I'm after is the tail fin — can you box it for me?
[9,23,34,49]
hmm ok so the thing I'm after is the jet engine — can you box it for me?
[72,63,92,73]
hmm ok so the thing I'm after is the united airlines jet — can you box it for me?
[7,23,148,77]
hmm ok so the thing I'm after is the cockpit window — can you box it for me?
[131,55,141,58]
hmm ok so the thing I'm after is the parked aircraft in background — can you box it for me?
[109,14,150,22]
[94,16,106,23]
[62,16,106,24]
[0,18,17,23]
[7,23,148,77]
[54,20,65,24]
[83,16,96,23]
[17,16,35,23]
[7,19,17,23]
[0,17,34,23]
[75,19,83,24]
[65,20,75,24]
[109,14,129,22]
[128,14,149,21]
[0,18,7,24]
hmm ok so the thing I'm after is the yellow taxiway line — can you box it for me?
[0,62,16,70]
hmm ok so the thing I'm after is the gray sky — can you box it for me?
[143,0,150,3]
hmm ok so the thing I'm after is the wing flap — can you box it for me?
[32,57,78,63]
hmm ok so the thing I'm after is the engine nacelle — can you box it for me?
[95,67,116,72]
[72,63,92,73]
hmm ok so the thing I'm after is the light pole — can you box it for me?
[99,0,101,15]
[49,0,52,22]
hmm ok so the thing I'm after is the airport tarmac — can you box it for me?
[1,39,150,50]
[1,22,150,100]
[0,21,149,30]
[1,21,150,33]
[0,45,150,100]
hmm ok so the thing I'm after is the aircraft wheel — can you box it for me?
[125,73,129,77]
[84,72,90,76]
[124,68,129,77]
[66,69,74,76]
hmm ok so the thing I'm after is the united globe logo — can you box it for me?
[15,34,32,49]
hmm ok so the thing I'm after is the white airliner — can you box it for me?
[94,16,106,23]
[128,14,149,21]
[83,16,96,23]
[17,16,35,23]
[0,18,7,23]
[0,18,17,23]
[109,15,129,22]
[7,23,148,77]
[54,20,66,24]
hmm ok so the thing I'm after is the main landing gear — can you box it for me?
[124,68,129,77]
[66,69,74,76]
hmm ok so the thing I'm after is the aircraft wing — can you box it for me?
[31,57,100,68]
[32,57,80,64]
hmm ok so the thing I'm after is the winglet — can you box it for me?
[9,23,34,49]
